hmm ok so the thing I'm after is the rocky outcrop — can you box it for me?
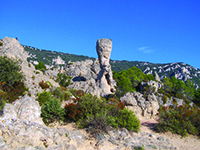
[0,37,59,99]
[52,55,65,65]
[96,39,115,96]
[120,92,159,119]
[64,39,116,97]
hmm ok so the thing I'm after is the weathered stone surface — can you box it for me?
[96,39,115,97]
[120,92,159,119]
[120,92,137,106]
[64,39,116,97]
[0,37,59,100]
[0,96,43,125]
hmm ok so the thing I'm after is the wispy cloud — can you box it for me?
[138,47,155,54]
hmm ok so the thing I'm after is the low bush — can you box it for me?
[56,73,72,87]
[64,103,83,121]
[116,108,140,131]
[35,61,46,73]
[162,95,168,104]
[69,89,85,98]
[156,104,200,137]
[0,89,7,111]
[2,82,27,103]
[41,97,66,125]
[37,91,53,106]
[52,87,65,101]
[64,93,140,136]
[0,56,25,87]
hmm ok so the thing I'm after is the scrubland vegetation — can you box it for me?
[1,56,200,137]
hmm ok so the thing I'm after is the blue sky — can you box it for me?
[1,0,200,69]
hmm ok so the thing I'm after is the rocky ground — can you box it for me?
[50,117,200,150]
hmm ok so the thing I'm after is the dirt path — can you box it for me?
[139,118,200,150]
[55,118,200,150]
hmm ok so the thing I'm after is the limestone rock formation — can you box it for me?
[0,37,59,99]
[120,92,159,119]
[96,39,115,97]
[64,39,116,97]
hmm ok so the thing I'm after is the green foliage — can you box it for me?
[162,77,173,93]
[0,56,25,86]
[116,108,140,131]
[185,80,195,100]
[45,81,53,87]
[0,41,3,46]
[0,86,7,110]
[161,76,196,101]
[162,95,168,104]
[144,74,155,81]
[156,104,200,137]
[52,87,65,101]
[35,61,46,73]
[56,73,72,87]
[41,97,66,125]
[194,88,200,106]
[0,56,26,104]
[113,66,156,97]
[64,93,140,136]
[69,89,85,98]
[134,146,145,150]
[37,91,53,106]
[65,133,68,137]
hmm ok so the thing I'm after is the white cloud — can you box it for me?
[138,46,155,54]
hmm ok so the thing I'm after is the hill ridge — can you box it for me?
[24,45,200,88]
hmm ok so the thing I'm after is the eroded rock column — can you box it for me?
[96,39,115,97]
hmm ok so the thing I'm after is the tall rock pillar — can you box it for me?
[96,39,115,97]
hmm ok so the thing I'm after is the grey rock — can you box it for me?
[96,39,115,97]
[64,39,116,98]
[120,92,137,106]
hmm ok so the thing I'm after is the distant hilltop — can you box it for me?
[24,45,200,88]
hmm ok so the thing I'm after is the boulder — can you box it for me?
[0,96,43,125]
[121,92,159,119]
[120,92,137,106]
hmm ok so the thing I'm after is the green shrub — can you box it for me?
[162,95,168,104]
[64,103,83,121]
[116,108,140,131]
[41,97,66,125]
[194,88,200,106]
[69,89,85,98]
[56,73,72,87]
[52,87,64,101]
[0,89,7,111]
[156,104,200,137]
[2,82,26,103]
[37,91,53,106]
[65,93,140,136]
[35,61,46,73]
[0,41,3,46]
[0,56,25,86]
